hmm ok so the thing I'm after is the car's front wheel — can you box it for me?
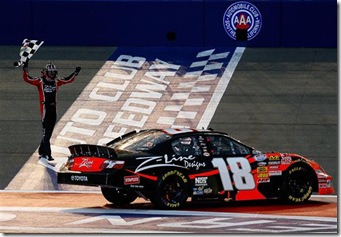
[281,164,314,203]
[101,187,138,206]
[151,169,190,209]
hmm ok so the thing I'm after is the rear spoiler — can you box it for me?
[68,144,117,159]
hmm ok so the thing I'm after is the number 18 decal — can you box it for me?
[212,157,255,191]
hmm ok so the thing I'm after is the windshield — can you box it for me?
[109,130,171,151]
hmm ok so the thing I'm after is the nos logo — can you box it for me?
[223,1,262,41]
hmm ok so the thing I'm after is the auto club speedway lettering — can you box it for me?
[6,47,245,190]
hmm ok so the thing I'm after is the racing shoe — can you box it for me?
[38,155,57,168]
[39,155,54,161]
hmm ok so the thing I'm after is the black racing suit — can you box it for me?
[23,68,78,159]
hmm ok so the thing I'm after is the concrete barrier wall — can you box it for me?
[0,0,336,47]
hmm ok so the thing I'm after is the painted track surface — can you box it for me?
[0,192,337,217]
[0,191,337,233]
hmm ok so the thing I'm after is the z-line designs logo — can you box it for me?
[223,1,262,41]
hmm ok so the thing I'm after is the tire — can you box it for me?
[101,187,137,206]
[281,165,314,203]
[151,169,190,209]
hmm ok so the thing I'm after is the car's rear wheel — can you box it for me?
[281,164,314,203]
[151,169,190,209]
[101,187,138,206]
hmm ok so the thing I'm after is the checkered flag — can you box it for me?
[14,39,44,67]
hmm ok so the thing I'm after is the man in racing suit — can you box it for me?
[23,60,81,161]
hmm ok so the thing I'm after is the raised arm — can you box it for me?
[57,67,81,85]
[22,60,41,86]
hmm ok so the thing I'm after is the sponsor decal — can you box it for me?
[257,161,267,166]
[135,154,196,172]
[289,166,301,175]
[257,173,269,178]
[292,158,305,164]
[223,1,262,41]
[184,160,206,170]
[254,154,267,162]
[70,175,88,182]
[199,136,210,156]
[79,158,94,169]
[257,166,268,173]
[162,170,188,183]
[319,180,333,188]
[268,160,280,165]
[130,184,144,188]
[43,84,56,93]
[193,188,204,195]
[281,156,292,164]
[326,180,333,188]
[195,177,208,186]
[135,154,205,172]
[258,178,270,183]
[124,175,140,185]
[269,155,280,161]
[319,183,327,189]
[269,171,282,176]
[288,186,312,202]
[204,188,213,194]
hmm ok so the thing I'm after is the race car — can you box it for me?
[57,128,334,209]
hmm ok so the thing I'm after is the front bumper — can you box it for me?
[317,175,335,195]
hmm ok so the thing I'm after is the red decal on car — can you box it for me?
[124,175,140,185]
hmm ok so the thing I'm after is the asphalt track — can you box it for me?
[0,46,338,234]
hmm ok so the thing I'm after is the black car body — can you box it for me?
[57,128,334,209]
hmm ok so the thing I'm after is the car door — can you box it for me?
[169,134,224,198]
[206,135,256,194]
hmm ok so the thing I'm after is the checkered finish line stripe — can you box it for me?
[157,49,231,128]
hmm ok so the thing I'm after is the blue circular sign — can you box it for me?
[223,1,262,41]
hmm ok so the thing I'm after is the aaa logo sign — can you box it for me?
[223,1,262,41]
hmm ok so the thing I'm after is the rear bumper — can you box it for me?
[57,172,109,187]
